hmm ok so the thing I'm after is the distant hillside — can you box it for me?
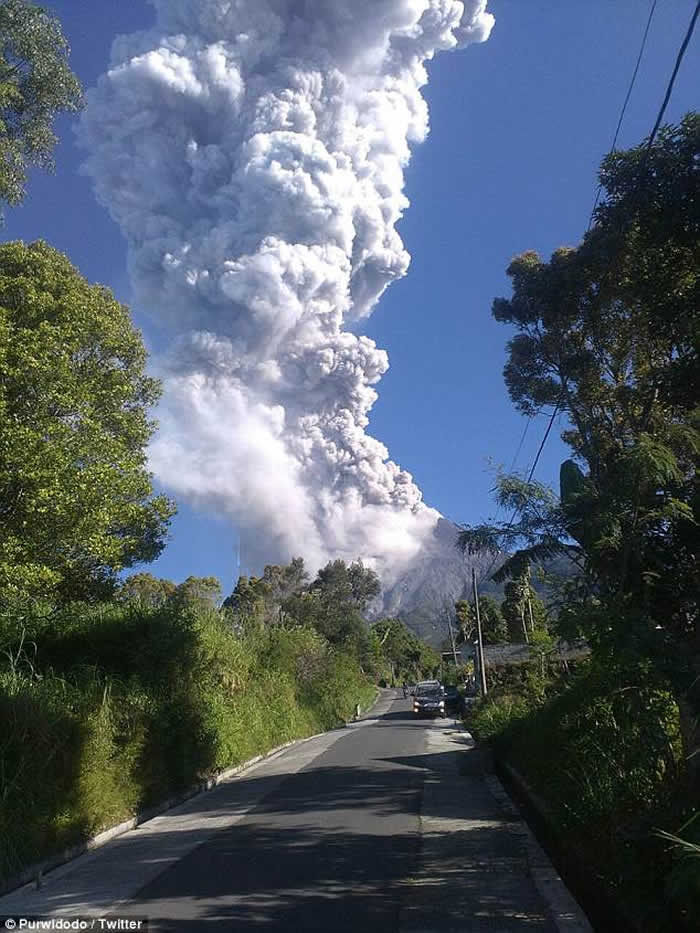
[371,517,576,647]
[369,518,506,647]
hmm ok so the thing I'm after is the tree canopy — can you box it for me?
[223,558,308,626]
[0,241,175,603]
[461,114,699,772]
[119,573,222,611]
[0,0,82,211]
[491,116,699,643]
[369,618,439,684]
[455,594,509,645]
[223,557,380,651]
[118,572,177,608]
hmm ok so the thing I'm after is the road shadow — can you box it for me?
[125,819,550,932]
[17,704,554,931]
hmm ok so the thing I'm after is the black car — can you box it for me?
[442,685,462,714]
[412,683,446,717]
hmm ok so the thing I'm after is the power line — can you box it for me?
[477,403,561,586]
[508,412,534,472]
[644,0,699,155]
[474,1,698,588]
[525,403,559,486]
[588,0,658,230]
[474,411,534,581]
[469,409,536,560]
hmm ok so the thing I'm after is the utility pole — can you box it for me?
[472,639,481,694]
[448,617,459,669]
[472,567,488,696]
[445,603,459,669]
[526,564,535,634]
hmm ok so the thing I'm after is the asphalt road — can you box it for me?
[1,691,572,931]
[122,700,428,930]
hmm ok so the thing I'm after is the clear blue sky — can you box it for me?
[4,0,698,594]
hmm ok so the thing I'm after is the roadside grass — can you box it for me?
[0,601,374,884]
[466,660,696,931]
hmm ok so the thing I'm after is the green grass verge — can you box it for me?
[0,601,376,884]
[466,661,697,932]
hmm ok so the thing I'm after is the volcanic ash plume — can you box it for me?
[80,0,494,578]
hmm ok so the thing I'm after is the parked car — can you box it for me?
[413,682,446,718]
[442,685,462,714]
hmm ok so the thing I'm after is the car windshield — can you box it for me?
[416,686,441,697]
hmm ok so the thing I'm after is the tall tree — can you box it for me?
[261,558,308,624]
[454,599,474,643]
[455,595,508,645]
[171,576,222,610]
[0,0,82,211]
[0,241,175,603]
[222,574,267,626]
[370,618,439,683]
[223,558,309,626]
[313,559,380,614]
[467,115,699,771]
[292,559,380,648]
[118,572,176,608]
[501,570,547,644]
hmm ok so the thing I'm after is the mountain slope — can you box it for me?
[371,518,505,646]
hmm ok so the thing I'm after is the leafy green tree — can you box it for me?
[171,575,222,610]
[0,241,175,603]
[501,571,547,643]
[261,558,308,624]
[0,0,82,211]
[466,115,699,771]
[222,574,267,629]
[477,594,509,644]
[455,599,474,643]
[458,472,579,582]
[118,572,176,608]
[492,117,698,615]
[313,559,380,613]
[455,595,508,645]
[223,558,308,627]
[371,618,439,683]
[222,558,379,652]
[296,559,380,648]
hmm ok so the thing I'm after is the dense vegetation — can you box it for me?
[0,578,381,882]
[0,555,441,884]
[0,0,82,211]
[462,114,699,932]
[0,241,176,603]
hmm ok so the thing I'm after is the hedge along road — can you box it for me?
[0,690,571,932]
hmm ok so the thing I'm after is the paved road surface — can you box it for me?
[1,691,574,931]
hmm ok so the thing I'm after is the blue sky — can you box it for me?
[4,0,698,594]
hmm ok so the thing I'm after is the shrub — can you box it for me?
[468,692,532,742]
[471,659,689,931]
[0,598,375,883]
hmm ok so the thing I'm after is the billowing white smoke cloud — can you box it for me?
[80,0,494,580]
